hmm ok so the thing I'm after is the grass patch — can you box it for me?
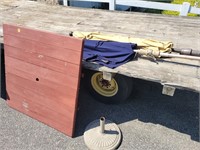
[162,0,200,16]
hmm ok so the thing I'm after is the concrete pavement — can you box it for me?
[1,76,200,150]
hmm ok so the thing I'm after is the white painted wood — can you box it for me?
[103,71,112,81]
[190,6,200,14]
[64,0,200,16]
[109,0,115,10]
[162,85,176,96]
[180,2,191,16]
[63,0,68,6]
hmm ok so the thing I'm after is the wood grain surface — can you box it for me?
[0,0,199,92]
[3,24,83,137]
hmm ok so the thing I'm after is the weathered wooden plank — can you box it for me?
[0,2,199,51]
[0,0,199,92]
[36,0,59,5]
[82,60,200,92]
[0,0,200,49]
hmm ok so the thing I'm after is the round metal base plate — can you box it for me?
[84,119,122,150]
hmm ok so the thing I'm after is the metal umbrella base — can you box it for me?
[84,117,122,150]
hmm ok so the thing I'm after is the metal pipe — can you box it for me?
[135,49,200,61]
[172,48,200,56]
[100,117,105,134]
[160,52,200,61]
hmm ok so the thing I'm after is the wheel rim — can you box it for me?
[91,72,118,97]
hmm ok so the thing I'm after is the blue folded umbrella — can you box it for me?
[83,40,137,68]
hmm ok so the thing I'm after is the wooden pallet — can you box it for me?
[3,24,83,137]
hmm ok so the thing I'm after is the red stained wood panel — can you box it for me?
[7,82,74,117]
[3,24,82,52]
[4,35,82,64]
[5,56,79,88]
[6,73,77,109]
[3,24,84,137]
[5,45,80,77]
[8,92,73,135]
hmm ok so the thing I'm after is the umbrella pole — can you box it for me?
[135,49,200,61]
[160,52,200,61]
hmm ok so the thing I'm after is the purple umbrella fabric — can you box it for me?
[83,40,137,68]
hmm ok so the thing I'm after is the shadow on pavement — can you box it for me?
[0,43,6,100]
[75,75,199,142]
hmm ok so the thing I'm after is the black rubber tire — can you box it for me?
[84,69,133,104]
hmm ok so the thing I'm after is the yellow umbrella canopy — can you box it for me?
[73,31,173,53]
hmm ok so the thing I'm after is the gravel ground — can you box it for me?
[0,73,200,150]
